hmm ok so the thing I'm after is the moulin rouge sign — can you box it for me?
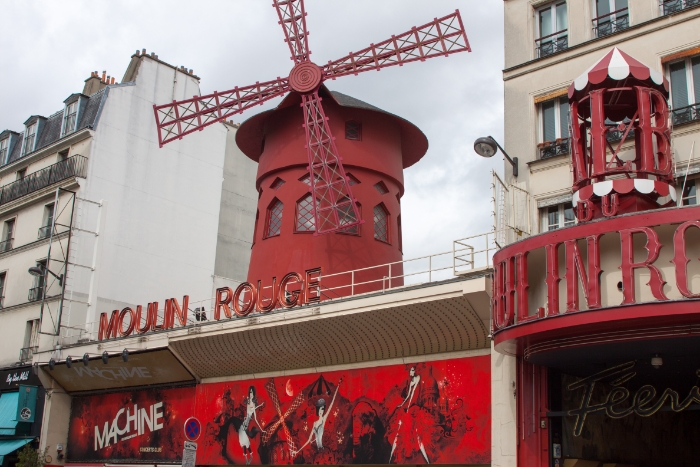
[492,207,700,331]
[98,268,321,341]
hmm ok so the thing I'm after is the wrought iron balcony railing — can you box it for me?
[535,31,568,58]
[663,0,700,15]
[0,155,87,207]
[593,8,629,37]
[19,346,38,363]
[37,225,52,240]
[0,238,12,253]
[672,103,700,126]
[539,138,570,159]
[28,286,44,302]
[606,127,636,142]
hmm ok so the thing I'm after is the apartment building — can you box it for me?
[0,50,257,462]
[493,1,700,466]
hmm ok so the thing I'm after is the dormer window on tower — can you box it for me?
[23,123,37,156]
[63,101,78,136]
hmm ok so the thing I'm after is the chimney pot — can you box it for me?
[135,49,140,56]
[102,71,106,82]
[150,52,155,57]
[111,77,115,85]
[142,48,146,55]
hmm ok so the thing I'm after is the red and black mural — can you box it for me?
[67,356,490,465]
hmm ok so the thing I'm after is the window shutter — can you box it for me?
[559,97,570,139]
[670,61,689,109]
[691,56,700,105]
[542,100,556,142]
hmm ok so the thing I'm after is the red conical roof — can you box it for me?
[568,47,668,101]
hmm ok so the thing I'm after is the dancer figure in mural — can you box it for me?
[293,378,343,457]
[389,366,431,464]
[239,386,264,465]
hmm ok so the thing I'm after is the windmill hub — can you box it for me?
[289,62,323,93]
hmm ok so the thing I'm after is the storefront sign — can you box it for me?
[67,356,490,465]
[48,349,193,392]
[567,361,700,436]
[0,367,41,389]
[16,385,38,422]
[68,386,196,462]
[492,208,700,332]
[97,268,322,341]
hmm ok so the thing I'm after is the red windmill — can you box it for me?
[153,0,470,234]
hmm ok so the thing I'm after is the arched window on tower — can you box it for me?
[295,193,316,232]
[345,121,362,141]
[266,198,284,238]
[338,197,361,235]
[373,203,389,243]
[252,209,259,245]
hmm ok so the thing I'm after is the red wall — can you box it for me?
[247,98,408,293]
[67,356,491,465]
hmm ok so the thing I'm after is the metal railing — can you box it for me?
[672,103,700,126]
[539,138,570,159]
[28,286,43,302]
[662,0,700,15]
[63,231,498,344]
[535,31,568,58]
[37,225,52,240]
[19,346,37,363]
[0,155,87,206]
[607,127,636,142]
[0,238,12,253]
[593,8,629,37]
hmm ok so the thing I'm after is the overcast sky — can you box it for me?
[0,0,504,262]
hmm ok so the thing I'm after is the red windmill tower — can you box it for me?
[154,1,470,294]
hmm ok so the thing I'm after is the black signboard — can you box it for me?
[0,365,42,391]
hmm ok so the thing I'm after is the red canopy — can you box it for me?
[568,47,668,101]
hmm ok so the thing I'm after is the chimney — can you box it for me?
[83,70,107,96]
[101,71,106,82]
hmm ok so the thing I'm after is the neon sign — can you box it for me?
[567,361,700,436]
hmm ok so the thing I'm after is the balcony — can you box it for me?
[0,155,87,207]
[606,127,636,142]
[539,138,570,160]
[28,287,44,302]
[535,31,568,58]
[19,346,38,363]
[672,103,700,126]
[593,8,629,37]
[0,238,12,253]
[663,0,700,15]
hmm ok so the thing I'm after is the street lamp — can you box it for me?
[474,136,518,177]
[28,264,63,286]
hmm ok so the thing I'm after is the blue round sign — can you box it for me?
[184,417,201,441]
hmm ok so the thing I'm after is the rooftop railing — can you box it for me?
[0,155,87,207]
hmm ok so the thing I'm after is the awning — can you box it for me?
[0,438,33,464]
[0,392,19,435]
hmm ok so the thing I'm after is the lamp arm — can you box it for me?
[488,136,519,177]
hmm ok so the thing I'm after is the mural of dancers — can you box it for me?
[389,366,431,464]
[294,377,343,456]
[239,386,264,464]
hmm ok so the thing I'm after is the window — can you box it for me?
[295,194,316,232]
[539,96,570,159]
[345,121,362,141]
[23,123,37,155]
[63,101,78,136]
[39,203,55,239]
[681,179,697,205]
[535,2,568,58]
[0,138,8,164]
[669,56,700,126]
[542,202,576,231]
[252,210,259,245]
[58,149,69,163]
[270,177,286,190]
[346,173,360,186]
[662,0,700,16]
[1,219,15,253]
[338,198,360,235]
[29,260,46,302]
[593,0,629,37]
[397,215,403,252]
[373,204,389,243]
[0,272,5,307]
[374,181,389,194]
[266,199,283,237]
[16,168,26,181]
[21,319,40,361]
[300,173,320,186]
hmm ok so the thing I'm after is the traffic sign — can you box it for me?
[184,417,201,441]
